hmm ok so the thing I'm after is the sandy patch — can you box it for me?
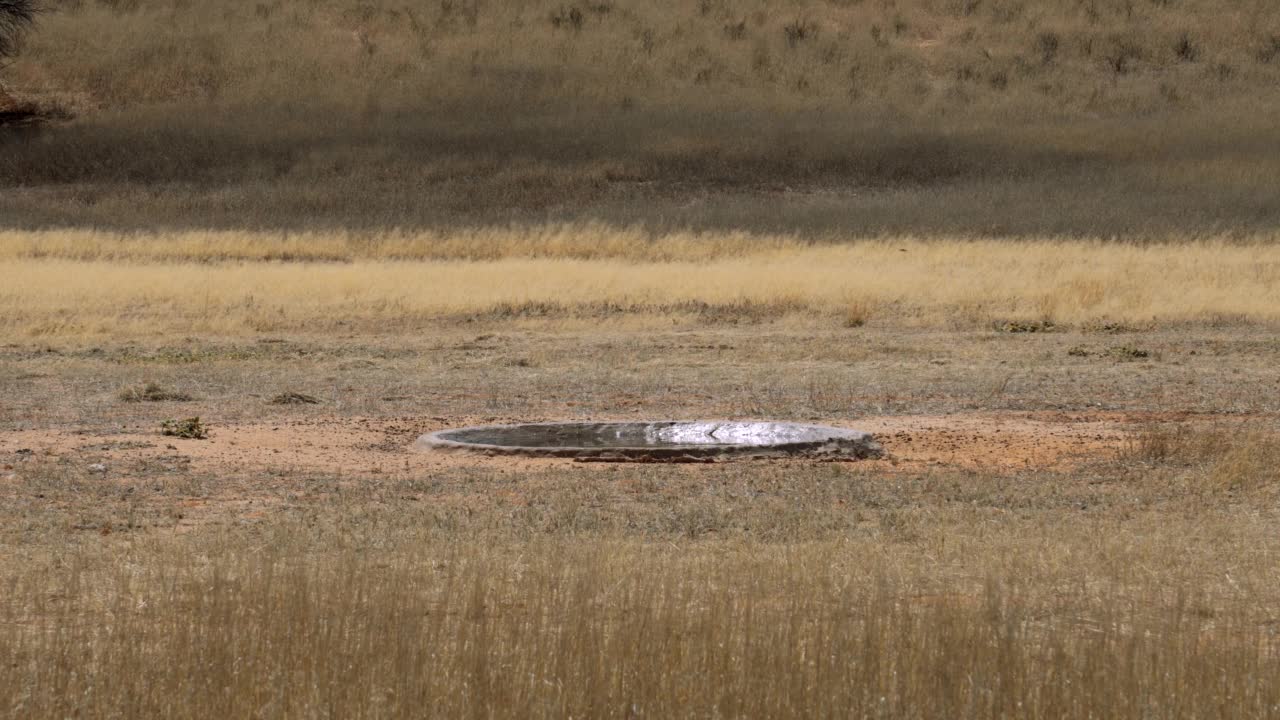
[0,411,1148,479]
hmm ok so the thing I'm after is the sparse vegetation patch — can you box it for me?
[1107,345,1151,360]
[996,319,1057,334]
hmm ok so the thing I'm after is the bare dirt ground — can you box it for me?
[2,410,1135,479]
[1,410,1115,530]
[9,404,1258,530]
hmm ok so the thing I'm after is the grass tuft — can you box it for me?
[1207,433,1280,492]
[842,297,875,328]
[1174,32,1199,63]
[1107,345,1150,360]
[1123,424,1280,494]
[118,382,193,403]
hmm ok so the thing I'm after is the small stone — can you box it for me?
[87,463,108,473]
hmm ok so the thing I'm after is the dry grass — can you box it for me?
[1208,433,1280,489]
[3,1,1280,714]
[0,225,804,262]
[3,535,1278,718]
[3,2,1280,234]
[3,235,1279,337]
[3,422,1280,717]
[1128,423,1280,493]
[10,0,1280,115]
[5,102,1280,236]
[4,320,1280,716]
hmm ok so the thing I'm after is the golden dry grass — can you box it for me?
[0,225,801,262]
[4,232,1279,336]
[2,417,1279,717]
[4,536,1278,718]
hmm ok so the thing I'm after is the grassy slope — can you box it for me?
[12,0,1280,113]
[2,0,1280,234]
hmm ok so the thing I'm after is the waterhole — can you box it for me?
[414,421,883,462]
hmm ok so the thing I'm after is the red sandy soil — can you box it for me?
[5,411,1239,531]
